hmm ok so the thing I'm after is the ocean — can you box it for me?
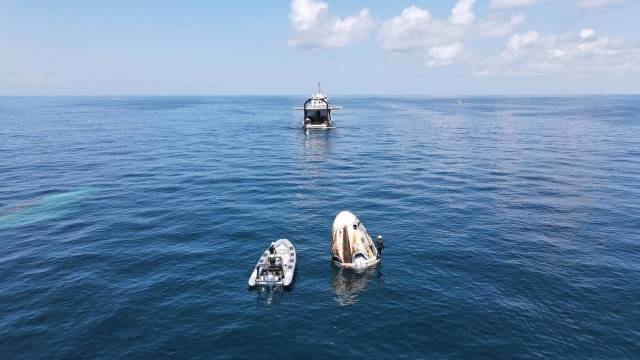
[1,95,639,358]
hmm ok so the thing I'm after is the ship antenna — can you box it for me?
[318,82,321,94]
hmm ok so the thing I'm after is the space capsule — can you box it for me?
[330,211,380,269]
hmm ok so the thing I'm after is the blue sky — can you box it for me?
[1,0,638,95]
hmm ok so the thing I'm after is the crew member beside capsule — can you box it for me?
[376,235,384,258]
[330,211,381,269]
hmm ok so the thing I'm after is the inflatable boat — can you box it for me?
[248,239,296,288]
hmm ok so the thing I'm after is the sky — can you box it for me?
[0,0,639,95]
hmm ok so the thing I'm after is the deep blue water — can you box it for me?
[1,96,639,359]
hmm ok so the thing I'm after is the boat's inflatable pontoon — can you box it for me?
[248,239,296,288]
[331,211,380,269]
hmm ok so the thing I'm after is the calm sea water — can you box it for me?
[1,96,639,358]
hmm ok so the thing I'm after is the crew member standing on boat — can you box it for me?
[268,243,277,265]
[376,235,384,258]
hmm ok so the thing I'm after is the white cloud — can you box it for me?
[506,30,539,50]
[450,0,476,26]
[288,0,372,48]
[380,6,458,52]
[289,0,327,31]
[579,28,595,40]
[577,0,625,8]
[323,9,372,48]
[428,43,465,66]
[490,0,539,9]
[372,0,637,76]
[479,12,526,37]
[475,28,640,76]
[379,1,475,66]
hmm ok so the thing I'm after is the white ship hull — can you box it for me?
[304,123,332,130]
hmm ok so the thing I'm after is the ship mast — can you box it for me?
[318,82,321,94]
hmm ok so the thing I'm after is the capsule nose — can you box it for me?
[333,211,358,229]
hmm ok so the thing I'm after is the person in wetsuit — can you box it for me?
[375,235,384,258]
[268,244,277,266]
